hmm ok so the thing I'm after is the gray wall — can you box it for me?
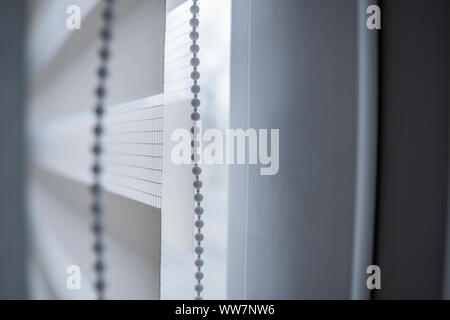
[0,0,27,299]
[228,0,358,299]
[374,0,450,300]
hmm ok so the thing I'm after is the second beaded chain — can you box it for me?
[91,0,116,301]
[189,0,205,300]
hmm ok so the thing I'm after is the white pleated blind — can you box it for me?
[103,95,164,207]
[33,95,164,208]
[164,2,193,103]
[27,0,166,300]
[27,0,230,300]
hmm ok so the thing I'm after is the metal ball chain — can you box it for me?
[189,0,205,300]
[91,0,116,301]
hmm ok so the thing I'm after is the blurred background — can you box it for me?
[1,0,450,300]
